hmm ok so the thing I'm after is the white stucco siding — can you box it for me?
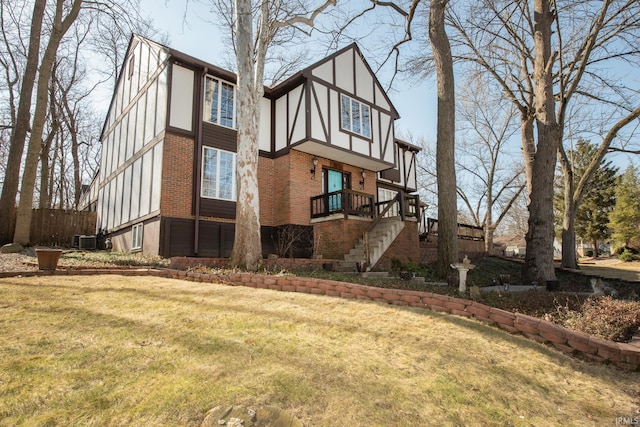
[310,83,329,143]
[135,97,145,153]
[126,107,136,159]
[114,172,123,227]
[274,96,287,151]
[380,115,395,164]
[107,181,116,230]
[122,62,131,114]
[288,85,306,144]
[169,64,194,131]
[259,98,271,152]
[139,41,150,89]
[144,80,157,145]
[155,68,168,135]
[130,44,140,100]
[330,92,350,150]
[354,57,374,103]
[97,188,105,230]
[351,137,370,156]
[311,61,333,84]
[130,158,141,220]
[140,149,153,217]
[374,85,390,111]
[404,148,418,190]
[122,166,132,224]
[334,52,354,94]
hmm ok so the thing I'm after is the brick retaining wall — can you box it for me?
[1,268,637,371]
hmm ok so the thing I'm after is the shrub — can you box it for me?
[560,296,640,342]
[618,248,639,262]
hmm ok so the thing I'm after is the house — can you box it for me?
[80,35,422,269]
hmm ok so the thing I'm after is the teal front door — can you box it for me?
[327,170,343,212]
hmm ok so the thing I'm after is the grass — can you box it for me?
[1,274,639,426]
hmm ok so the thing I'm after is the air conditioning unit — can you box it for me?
[79,235,97,250]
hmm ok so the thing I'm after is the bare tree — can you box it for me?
[13,0,84,245]
[209,0,336,270]
[559,106,640,267]
[428,0,459,275]
[0,0,46,243]
[1,0,150,245]
[456,74,525,253]
[448,0,640,283]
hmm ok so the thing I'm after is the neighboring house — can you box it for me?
[80,35,422,269]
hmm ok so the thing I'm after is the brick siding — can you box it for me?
[161,132,194,218]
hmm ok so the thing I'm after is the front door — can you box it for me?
[325,169,350,212]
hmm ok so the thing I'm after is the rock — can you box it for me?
[201,405,302,427]
[590,278,618,296]
[1,243,24,254]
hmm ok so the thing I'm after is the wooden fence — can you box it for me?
[5,208,97,247]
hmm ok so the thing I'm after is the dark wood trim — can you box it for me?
[380,167,401,183]
[302,80,314,139]
[288,84,305,145]
[199,198,236,219]
[310,81,329,142]
[307,74,394,117]
[270,96,276,153]
[159,217,301,258]
[352,47,357,98]
[202,122,237,152]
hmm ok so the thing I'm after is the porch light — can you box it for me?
[359,170,366,189]
[311,157,318,179]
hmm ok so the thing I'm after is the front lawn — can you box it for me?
[1,275,638,425]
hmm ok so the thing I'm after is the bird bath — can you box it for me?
[451,255,475,293]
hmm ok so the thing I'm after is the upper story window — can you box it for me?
[202,146,236,201]
[203,76,236,128]
[340,94,371,138]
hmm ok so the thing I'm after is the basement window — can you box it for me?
[132,223,143,251]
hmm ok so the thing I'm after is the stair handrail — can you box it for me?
[364,192,403,267]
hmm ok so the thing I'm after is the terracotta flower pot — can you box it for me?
[35,249,63,271]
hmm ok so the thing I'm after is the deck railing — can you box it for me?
[310,189,375,219]
[310,190,420,222]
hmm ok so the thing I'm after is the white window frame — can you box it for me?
[201,146,237,201]
[340,94,371,138]
[131,223,143,251]
[203,76,236,129]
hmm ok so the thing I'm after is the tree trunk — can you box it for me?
[560,152,577,269]
[523,0,560,285]
[0,0,46,243]
[229,0,263,270]
[591,238,599,258]
[14,0,83,245]
[520,111,536,196]
[71,127,82,208]
[429,0,458,276]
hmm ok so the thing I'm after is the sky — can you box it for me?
[137,0,439,144]
[134,0,638,176]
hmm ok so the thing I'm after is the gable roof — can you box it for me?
[269,43,400,119]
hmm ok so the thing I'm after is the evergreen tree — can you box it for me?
[609,165,640,251]
[571,141,618,257]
